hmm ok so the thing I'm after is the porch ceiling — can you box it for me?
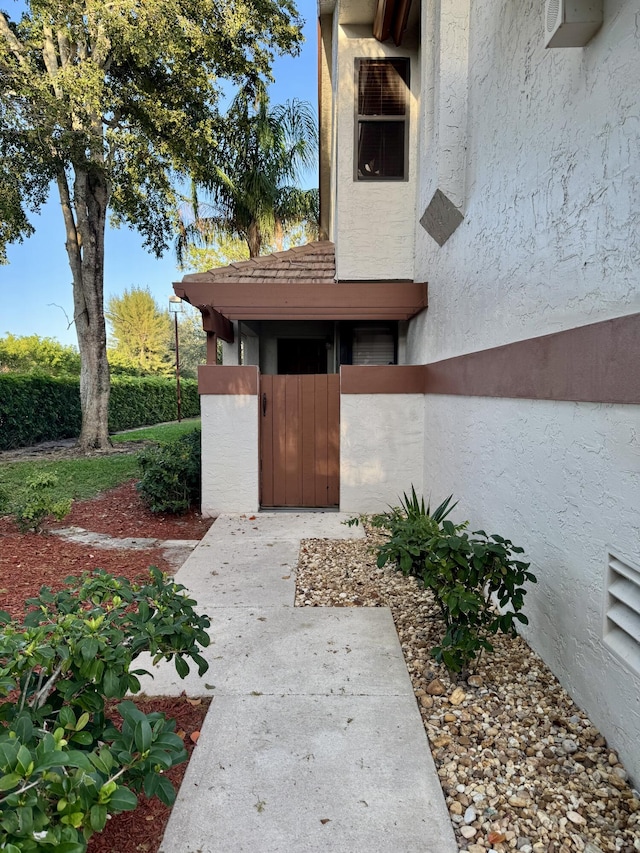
[174,241,428,324]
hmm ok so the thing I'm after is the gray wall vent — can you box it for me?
[604,551,640,675]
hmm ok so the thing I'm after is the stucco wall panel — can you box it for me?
[410,0,640,364]
[340,393,424,513]
[201,394,259,516]
[423,394,640,783]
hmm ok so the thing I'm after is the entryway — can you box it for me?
[260,374,339,507]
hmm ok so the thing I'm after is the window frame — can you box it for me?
[354,57,410,182]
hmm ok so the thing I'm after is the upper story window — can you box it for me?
[355,58,409,181]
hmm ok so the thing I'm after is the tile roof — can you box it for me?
[180,241,336,285]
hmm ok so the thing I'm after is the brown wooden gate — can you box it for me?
[260,374,339,507]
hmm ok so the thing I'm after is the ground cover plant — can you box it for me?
[0,569,210,852]
[368,488,537,672]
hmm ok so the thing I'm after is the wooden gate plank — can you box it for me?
[271,377,287,506]
[260,375,274,507]
[314,374,329,506]
[301,375,316,507]
[284,375,302,506]
[327,374,340,506]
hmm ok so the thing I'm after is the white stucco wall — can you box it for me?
[406,0,640,783]
[422,395,640,783]
[200,394,259,516]
[340,394,424,514]
[410,0,640,363]
[332,24,419,281]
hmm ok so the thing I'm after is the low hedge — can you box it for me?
[0,374,200,450]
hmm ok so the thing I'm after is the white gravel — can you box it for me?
[295,530,640,853]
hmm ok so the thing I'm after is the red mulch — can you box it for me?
[0,479,214,852]
[50,480,214,540]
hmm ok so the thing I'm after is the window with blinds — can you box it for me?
[355,58,409,180]
[351,325,396,365]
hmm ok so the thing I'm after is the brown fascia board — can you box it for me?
[373,0,395,41]
[175,281,428,322]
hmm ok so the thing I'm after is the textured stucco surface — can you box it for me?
[200,393,259,515]
[422,395,640,783]
[340,394,424,513]
[405,0,640,784]
[410,0,640,363]
[332,25,419,281]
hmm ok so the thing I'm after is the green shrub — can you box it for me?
[136,429,201,514]
[0,568,210,852]
[1,472,72,532]
[0,374,81,450]
[421,524,537,672]
[373,488,536,673]
[108,377,199,433]
[373,491,460,578]
[0,374,200,450]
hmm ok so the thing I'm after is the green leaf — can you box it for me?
[80,638,99,662]
[103,669,121,699]
[15,743,33,774]
[107,785,139,812]
[90,803,108,833]
[154,774,177,806]
[174,656,189,679]
[0,772,22,791]
[134,718,153,754]
[13,712,34,745]
[143,770,160,798]
[70,730,94,746]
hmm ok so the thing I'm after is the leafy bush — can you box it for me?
[0,472,72,532]
[136,429,201,514]
[0,568,210,852]
[373,491,460,578]
[421,524,537,672]
[108,377,199,433]
[0,374,82,450]
[373,488,536,673]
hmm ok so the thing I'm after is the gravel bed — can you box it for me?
[295,531,640,853]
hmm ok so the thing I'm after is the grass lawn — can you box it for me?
[0,419,201,504]
[111,417,201,445]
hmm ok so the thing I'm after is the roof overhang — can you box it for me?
[174,280,428,325]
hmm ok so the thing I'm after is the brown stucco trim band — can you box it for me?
[340,365,426,394]
[424,312,640,404]
[198,365,259,396]
[340,314,640,403]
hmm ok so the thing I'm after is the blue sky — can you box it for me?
[0,0,318,347]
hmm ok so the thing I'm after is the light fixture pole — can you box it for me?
[168,296,183,422]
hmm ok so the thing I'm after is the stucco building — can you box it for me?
[176,0,640,785]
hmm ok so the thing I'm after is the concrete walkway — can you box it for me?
[135,512,457,853]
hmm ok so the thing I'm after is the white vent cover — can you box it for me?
[604,551,640,675]
[545,0,603,48]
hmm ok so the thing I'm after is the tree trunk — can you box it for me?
[57,165,112,451]
[247,221,261,258]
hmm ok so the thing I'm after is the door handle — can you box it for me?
[262,392,267,417]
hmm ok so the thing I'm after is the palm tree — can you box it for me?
[177,85,319,262]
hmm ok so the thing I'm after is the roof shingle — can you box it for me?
[180,241,336,285]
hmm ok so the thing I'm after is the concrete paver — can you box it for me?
[150,513,457,853]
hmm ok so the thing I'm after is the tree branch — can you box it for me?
[42,26,63,99]
[30,663,63,710]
